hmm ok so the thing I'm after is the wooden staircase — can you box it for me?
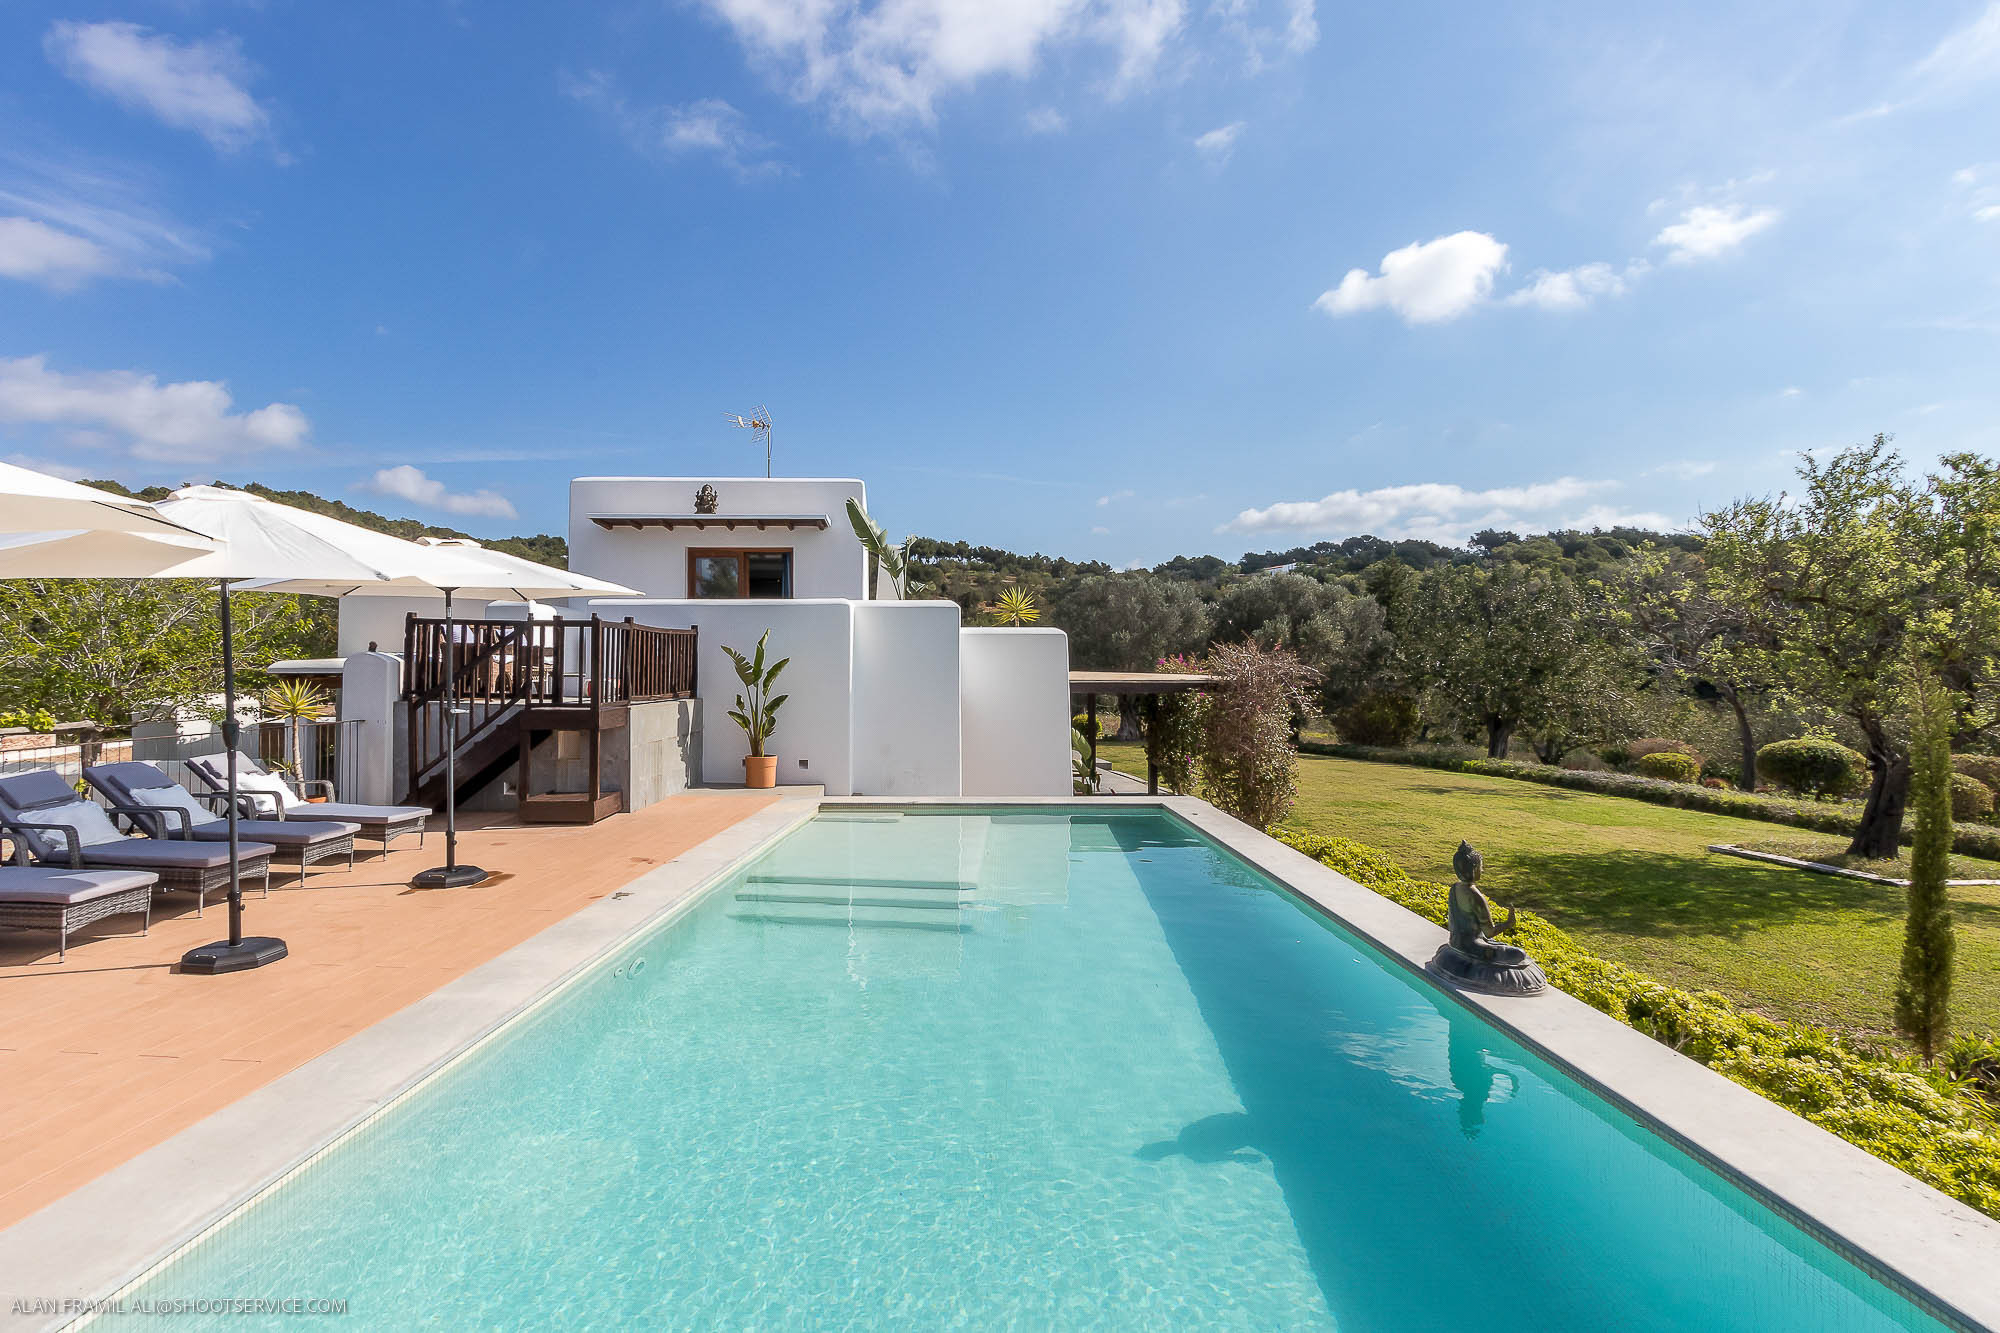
[403,614,696,823]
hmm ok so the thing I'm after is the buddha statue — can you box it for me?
[1426,840,1548,996]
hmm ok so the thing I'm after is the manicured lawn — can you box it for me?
[1098,742,2000,1042]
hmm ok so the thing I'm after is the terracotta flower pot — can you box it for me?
[306,795,328,803]
[743,755,778,789]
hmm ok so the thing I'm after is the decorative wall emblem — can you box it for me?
[695,484,719,514]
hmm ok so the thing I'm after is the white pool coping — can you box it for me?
[1,794,1994,1330]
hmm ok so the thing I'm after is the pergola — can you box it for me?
[1068,670,1223,795]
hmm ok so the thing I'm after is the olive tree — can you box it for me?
[1046,574,1211,740]
[1702,439,2000,857]
[1395,562,1609,759]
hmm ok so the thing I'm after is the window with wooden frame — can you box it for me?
[687,548,794,599]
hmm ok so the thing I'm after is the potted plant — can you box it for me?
[723,631,789,789]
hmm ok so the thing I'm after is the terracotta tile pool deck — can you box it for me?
[0,792,779,1229]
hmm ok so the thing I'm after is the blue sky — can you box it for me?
[1,2,1997,565]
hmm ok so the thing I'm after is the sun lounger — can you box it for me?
[183,752,429,855]
[0,770,274,915]
[86,762,363,882]
[0,865,155,960]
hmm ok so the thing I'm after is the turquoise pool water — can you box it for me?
[126,810,1947,1330]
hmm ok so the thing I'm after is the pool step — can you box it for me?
[735,892,963,912]
[743,873,974,895]
[728,905,966,932]
[729,874,971,933]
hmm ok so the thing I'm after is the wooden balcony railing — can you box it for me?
[402,615,696,800]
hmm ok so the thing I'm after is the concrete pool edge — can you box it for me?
[0,796,821,1332]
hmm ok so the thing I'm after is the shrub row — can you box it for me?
[1269,826,2000,1219]
[1304,743,2000,861]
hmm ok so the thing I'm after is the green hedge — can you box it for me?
[1634,751,1701,783]
[1306,742,2000,861]
[1269,826,2000,1219]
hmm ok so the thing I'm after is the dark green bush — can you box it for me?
[1757,737,1869,799]
[1305,742,2000,861]
[1598,744,1631,768]
[1952,773,1994,821]
[1953,754,2000,797]
[1633,751,1700,783]
[1331,690,1420,747]
[1271,825,2000,1220]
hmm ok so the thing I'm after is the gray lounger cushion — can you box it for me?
[183,753,430,827]
[0,769,129,860]
[75,839,275,871]
[298,802,430,827]
[0,866,156,905]
[185,818,361,847]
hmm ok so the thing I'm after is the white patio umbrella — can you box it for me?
[0,463,215,571]
[239,534,637,889]
[145,486,533,972]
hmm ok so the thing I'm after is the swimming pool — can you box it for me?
[123,808,1950,1329]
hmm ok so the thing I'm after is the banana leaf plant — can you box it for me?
[722,630,789,757]
[844,498,926,600]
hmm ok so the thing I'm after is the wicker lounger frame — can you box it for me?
[0,884,152,961]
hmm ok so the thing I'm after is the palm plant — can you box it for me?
[722,631,790,757]
[262,678,330,785]
[844,498,926,600]
[989,587,1040,626]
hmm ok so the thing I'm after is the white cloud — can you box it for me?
[1097,489,1135,506]
[1910,2,2000,97]
[1781,385,1803,397]
[1953,164,2000,222]
[362,465,518,520]
[1193,120,1245,165]
[1223,476,1632,543]
[1648,460,1717,480]
[0,356,307,463]
[0,151,209,289]
[1090,524,1110,534]
[1653,203,1780,262]
[1314,231,1508,325]
[44,21,272,153]
[1023,106,1067,134]
[564,73,784,180]
[0,217,115,290]
[1503,261,1632,311]
[694,0,1309,133]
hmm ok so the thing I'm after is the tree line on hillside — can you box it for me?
[998,437,2000,862]
[81,479,570,568]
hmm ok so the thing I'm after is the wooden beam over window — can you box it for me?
[587,514,830,531]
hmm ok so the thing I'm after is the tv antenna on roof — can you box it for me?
[726,406,773,477]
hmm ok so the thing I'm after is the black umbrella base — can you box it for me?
[411,863,489,889]
[181,936,289,974]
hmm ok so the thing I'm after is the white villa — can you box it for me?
[333,475,1073,814]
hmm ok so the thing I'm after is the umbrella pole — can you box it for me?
[413,588,488,889]
[181,579,288,974]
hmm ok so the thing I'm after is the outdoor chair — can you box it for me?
[183,752,429,856]
[0,865,156,961]
[0,769,274,915]
[85,762,363,883]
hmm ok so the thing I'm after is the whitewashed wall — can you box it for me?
[337,594,492,657]
[569,477,872,600]
[851,601,962,797]
[600,598,856,793]
[959,628,1072,797]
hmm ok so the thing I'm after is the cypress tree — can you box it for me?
[1894,670,1956,1061]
